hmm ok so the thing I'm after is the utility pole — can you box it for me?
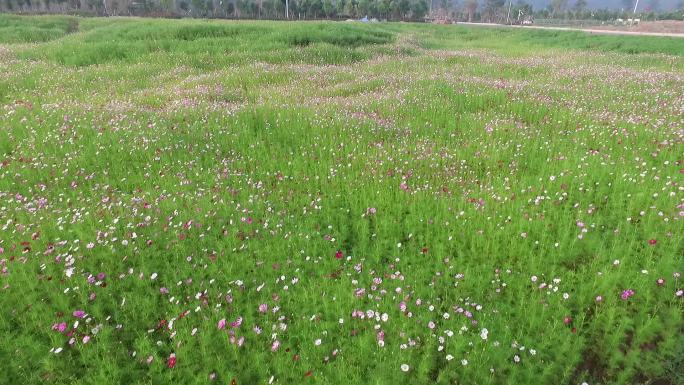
[633,0,639,14]
[286,0,289,18]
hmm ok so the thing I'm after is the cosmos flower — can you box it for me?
[167,353,176,369]
[621,289,635,300]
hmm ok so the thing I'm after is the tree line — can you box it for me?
[1,0,682,22]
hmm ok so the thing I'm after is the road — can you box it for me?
[457,22,684,38]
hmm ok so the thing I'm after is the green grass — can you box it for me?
[0,15,682,385]
[0,14,79,43]
[413,24,684,56]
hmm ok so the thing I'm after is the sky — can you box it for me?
[527,0,680,11]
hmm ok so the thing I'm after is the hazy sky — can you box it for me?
[527,0,680,11]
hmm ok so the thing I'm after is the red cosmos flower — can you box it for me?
[563,316,572,325]
[167,353,176,369]
[648,239,657,245]
[335,250,343,259]
[421,247,428,254]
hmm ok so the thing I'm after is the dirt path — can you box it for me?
[458,22,684,38]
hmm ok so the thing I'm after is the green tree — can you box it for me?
[397,0,409,18]
[357,0,368,15]
[411,0,427,19]
[322,0,333,16]
[377,0,390,17]
[343,0,354,16]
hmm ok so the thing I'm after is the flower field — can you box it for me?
[0,15,682,385]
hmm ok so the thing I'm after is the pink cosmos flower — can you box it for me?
[230,317,243,328]
[621,289,635,300]
[271,340,280,352]
[377,330,385,347]
[258,304,268,313]
[52,322,67,333]
[217,319,226,330]
[73,310,86,318]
